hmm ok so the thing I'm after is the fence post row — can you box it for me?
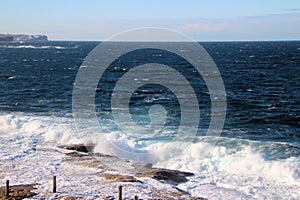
[3,178,140,199]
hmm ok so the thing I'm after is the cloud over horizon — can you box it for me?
[47,13,299,41]
[176,23,223,33]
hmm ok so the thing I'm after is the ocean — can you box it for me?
[0,41,299,199]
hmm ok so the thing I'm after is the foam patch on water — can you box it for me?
[0,45,75,49]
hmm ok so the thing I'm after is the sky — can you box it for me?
[0,0,300,41]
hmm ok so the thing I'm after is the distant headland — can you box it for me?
[0,33,48,42]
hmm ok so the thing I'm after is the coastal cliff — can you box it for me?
[0,33,48,42]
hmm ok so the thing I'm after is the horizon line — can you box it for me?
[48,39,300,42]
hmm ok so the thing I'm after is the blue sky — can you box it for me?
[1,0,300,41]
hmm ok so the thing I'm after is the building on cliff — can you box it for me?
[0,35,14,41]
[0,34,48,42]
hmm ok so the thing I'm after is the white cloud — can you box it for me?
[177,23,223,33]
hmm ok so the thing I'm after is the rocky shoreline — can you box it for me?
[58,144,206,199]
[0,144,207,199]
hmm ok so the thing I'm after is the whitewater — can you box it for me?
[0,112,299,199]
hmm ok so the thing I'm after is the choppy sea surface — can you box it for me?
[0,41,299,199]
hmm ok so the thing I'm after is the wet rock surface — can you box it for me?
[58,144,94,153]
[97,173,142,183]
[0,184,38,200]
[60,145,194,183]
[136,169,194,183]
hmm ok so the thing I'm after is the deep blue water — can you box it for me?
[0,41,299,145]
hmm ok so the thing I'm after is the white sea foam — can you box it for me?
[0,45,74,49]
[0,112,299,199]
